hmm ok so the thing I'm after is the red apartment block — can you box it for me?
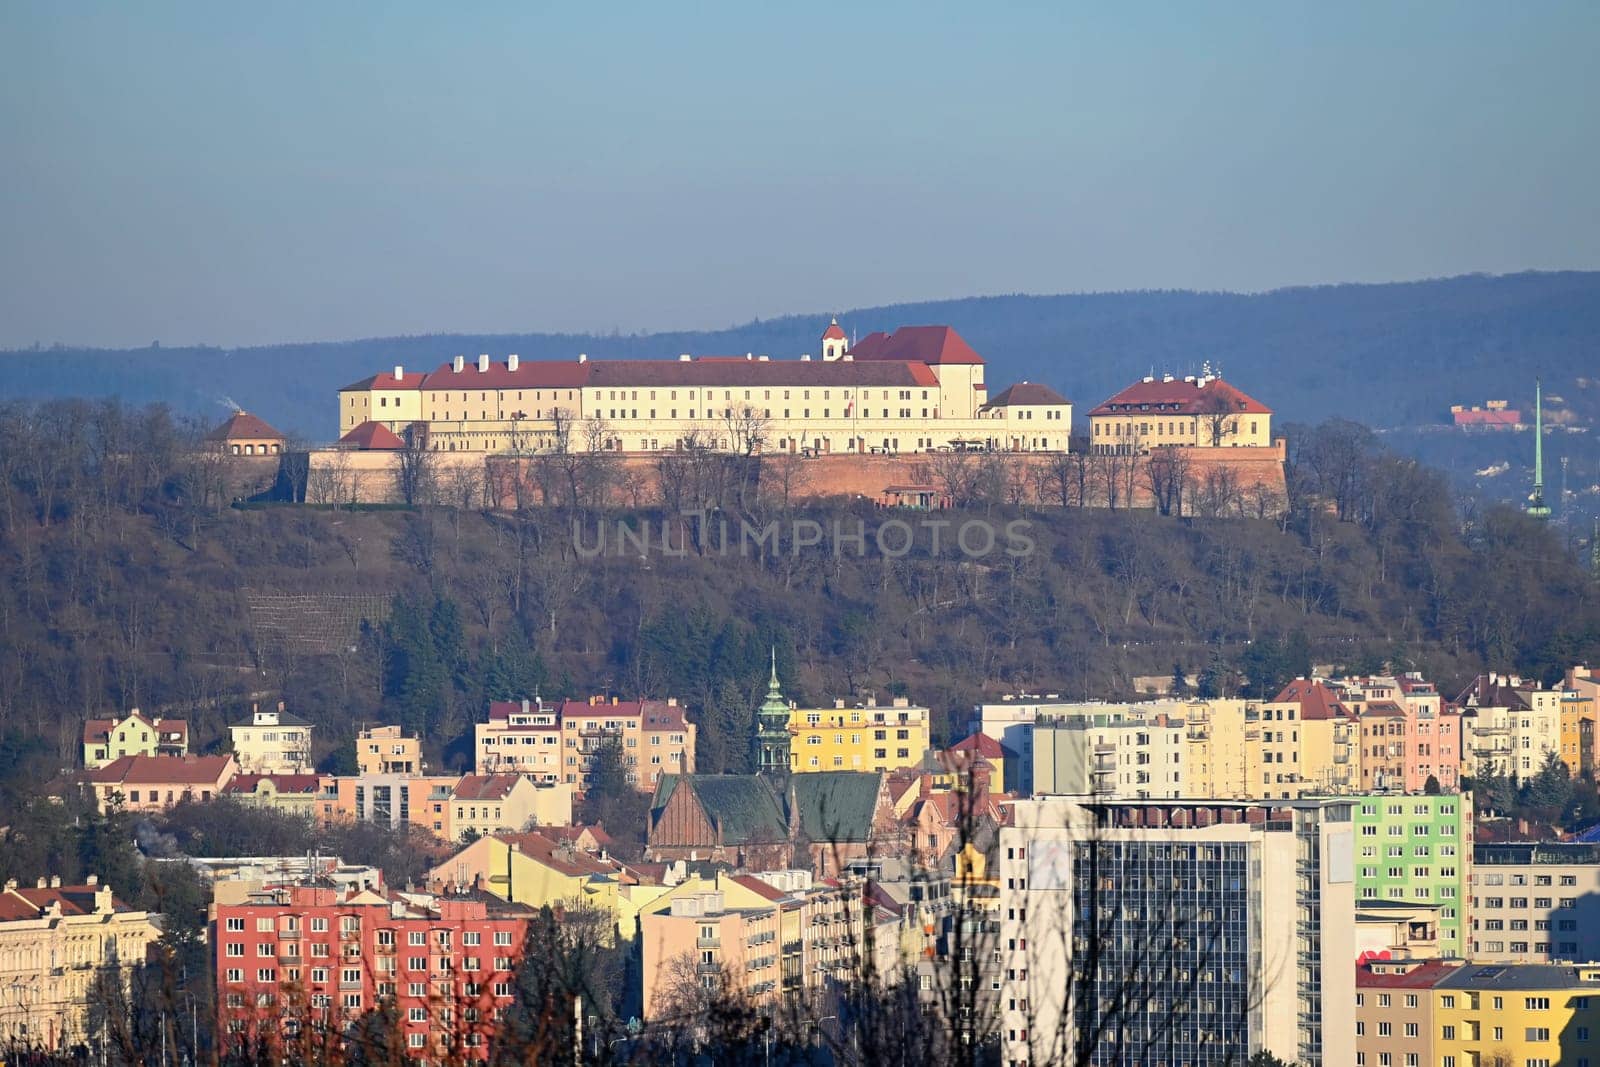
[214,885,532,1063]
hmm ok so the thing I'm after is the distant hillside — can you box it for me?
[3,271,1596,447]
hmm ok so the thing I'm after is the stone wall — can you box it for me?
[304,440,1288,516]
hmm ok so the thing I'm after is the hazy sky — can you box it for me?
[2,2,1597,349]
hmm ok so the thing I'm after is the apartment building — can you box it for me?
[0,875,162,1051]
[214,884,534,1062]
[319,773,462,836]
[998,797,1356,1067]
[785,696,931,774]
[1432,963,1600,1067]
[638,871,868,1022]
[81,709,188,768]
[338,323,1072,457]
[475,696,695,790]
[1355,958,1463,1067]
[1469,842,1600,962]
[1031,714,1187,798]
[229,703,314,775]
[356,724,423,775]
[1352,793,1473,956]
[222,773,325,818]
[1456,673,1562,779]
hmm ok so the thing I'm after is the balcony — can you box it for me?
[696,936,721,949]
[696,962,720,975]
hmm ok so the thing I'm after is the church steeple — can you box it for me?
[821,318,848,361]
[756,647,792,778]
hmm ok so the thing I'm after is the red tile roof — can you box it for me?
[1272,679,1356,721]
[338,421,406,450]
[848,326,985,366]
[452,773,525,801]
[495,831,624,879]
[0,884,127,921]
[342,370,429,392]
[86,754,234,786]
[985,381,1069,408]
[1089,377,1270,417]
[1356,959,1463,988]
[822,320,847,341]
[206,412,286,441]
[948,733,1007,760]
[728,874,787,902]
[81,713,189,746]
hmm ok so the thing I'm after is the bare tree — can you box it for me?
[396,423,436,506]
[1142,447,1193,517]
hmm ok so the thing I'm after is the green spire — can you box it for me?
[1527,377,1550,519]
[756,646,791,777]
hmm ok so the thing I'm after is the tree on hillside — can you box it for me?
[396,422,435,506]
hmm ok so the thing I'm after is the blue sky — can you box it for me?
[2,1,1596,348]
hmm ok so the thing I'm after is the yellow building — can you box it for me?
[228,702,314,775]
[220,773,325,818]
[81,710,188,768]
[1558,690,1595,778]
[787,697,931,774]
[1087,372,1272,455]
[0,875,163,1051]
[426,830,701,945]
[355,724,423,775]
[1433,963,1600,1066]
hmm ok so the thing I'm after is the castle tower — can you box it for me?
[821,318,848,361]
[756,648,792,778]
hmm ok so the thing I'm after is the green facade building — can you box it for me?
[1352,791,1473,955]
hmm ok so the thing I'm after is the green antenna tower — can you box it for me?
[1526,377,1551,519]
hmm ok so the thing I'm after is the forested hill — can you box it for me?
[3,271,1597,441]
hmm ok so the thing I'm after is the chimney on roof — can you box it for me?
[746,353,753,361]
[393,365,404,381]
[801,353,811,361]
[1142,375,1155,383]
[477,354,489,373]
[86,874,98,886]
[508,353,519,372]
[49,875,60,888]
[678,353,692,362]
[453,355,465,373]
[36,878,45,889]
[578,353,588,364]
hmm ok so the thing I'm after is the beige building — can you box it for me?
[221,773,324,818]
[205,410,288,456]
[228,703,314,774]
[335,323,1072,458]
[476,696,695,790]
[85,754,238,813]
[1087,372,1272,454]
[81,709,188,768]
[355,724,423,775]
[449,773,573,840]
[999,797,1356,1067]
[1469,842,1600,962]
[1355,958,1462,1067]
[638,870,867,1021]
[1456,672,1563,779]
[0,876,163,1050]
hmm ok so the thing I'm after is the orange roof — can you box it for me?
[1089,377,1270,417]
[206,411,286,441]
[495,830,624,879]
[0,883,127,921]
[949,732,1007,760]
[822,319,847,341]
[727,874,787,902]
[338,420,406,450]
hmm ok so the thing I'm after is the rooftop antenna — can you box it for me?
[1560,455,1569,521]
[1526,377,1551,519]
